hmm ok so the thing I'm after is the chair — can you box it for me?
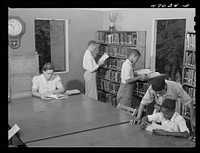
[117,103,137,116]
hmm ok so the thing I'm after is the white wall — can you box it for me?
[101,8,195,70]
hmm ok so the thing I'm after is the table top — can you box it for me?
[9,94,130,143]
[27,123,195,147]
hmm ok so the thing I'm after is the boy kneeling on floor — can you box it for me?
[140,98,190,138]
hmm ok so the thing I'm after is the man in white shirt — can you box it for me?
[82,40,104,100]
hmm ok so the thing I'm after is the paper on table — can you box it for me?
[8,124,20,140]
[66,89,81,95]
[98,53,109,63]
[146,123,172,132]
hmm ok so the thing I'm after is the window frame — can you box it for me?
[34,18,69,74]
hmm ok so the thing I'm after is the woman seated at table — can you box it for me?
[32,62,65,99]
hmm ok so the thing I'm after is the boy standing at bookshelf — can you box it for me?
[117,49,147,107]
[83,40,105,100]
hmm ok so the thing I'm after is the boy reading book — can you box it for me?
[140,98,190,138]
[117,49,147,107]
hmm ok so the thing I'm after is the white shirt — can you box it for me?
[83,50,99,72]
[32,74,63,94]
[121,59,134,83]
[141,80,192,113]
[147,112,190,133]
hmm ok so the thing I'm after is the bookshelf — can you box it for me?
[181,32,196,122]
[96,31,146,107]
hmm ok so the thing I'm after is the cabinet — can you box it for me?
[96,31,146,107]
[181,32,196,121]
[9,54,39,99]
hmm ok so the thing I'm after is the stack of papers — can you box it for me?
[66,89,81,95]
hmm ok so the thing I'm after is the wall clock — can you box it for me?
[8,16,25,49]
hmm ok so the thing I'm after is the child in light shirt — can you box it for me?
[140,98,190,138]
[83,40,104,100]
[117,49,147,107]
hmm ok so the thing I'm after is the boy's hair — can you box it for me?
[128,49,141,58]
[42,62,55,71]
[87,40,98,47]
[162,99,176,111]
[150,76,166,91]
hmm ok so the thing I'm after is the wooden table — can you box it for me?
[9,94,130,144]
[27,123,195,147]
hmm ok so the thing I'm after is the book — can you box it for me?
[66,89,81,95]
[145,123,172,132]
[46,93,68,99]
[98,53,109,64]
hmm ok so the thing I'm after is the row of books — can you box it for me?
[183,69,196,86]
[97,32,137,45]
[97,68,121,83]
[133,82,149,97]
[100,58,125,71]
[97,90,117,107]
[185,33,196,51]
[183,86,196,101]
[99,45,134,59]
[184,51,196,68]
[97,78,120,95]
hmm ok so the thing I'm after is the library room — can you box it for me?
[8,7,196,148]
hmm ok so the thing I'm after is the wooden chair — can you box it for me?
[117,103,137,116]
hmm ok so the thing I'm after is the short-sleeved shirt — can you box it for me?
[83,50,99,73]
[32,74,63,94]
[121,59,134,83]
[141,80,192,113]
[147,112,190,133]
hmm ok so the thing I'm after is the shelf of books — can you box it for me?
[96,30,146,107]
[181,32,196,123]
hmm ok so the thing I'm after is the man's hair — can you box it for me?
[42,62,55,71]
[150,76,166,91]
[88,40,97,47]
[128,49,141,58]
[162,99,176,111]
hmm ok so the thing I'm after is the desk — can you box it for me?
[27,123,195,147]
[9,94,130,143]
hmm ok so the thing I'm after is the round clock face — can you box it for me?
[8,18,23,36]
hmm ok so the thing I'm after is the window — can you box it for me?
[34,18,69,73]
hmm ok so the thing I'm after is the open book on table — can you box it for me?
[145,123,172,132]
[134,68,163,80]
[46,93,68,99]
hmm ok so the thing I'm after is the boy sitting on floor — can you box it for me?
[140,98,190,138]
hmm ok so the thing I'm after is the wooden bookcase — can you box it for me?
[96,31,146,107]
[181,32,196,121]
